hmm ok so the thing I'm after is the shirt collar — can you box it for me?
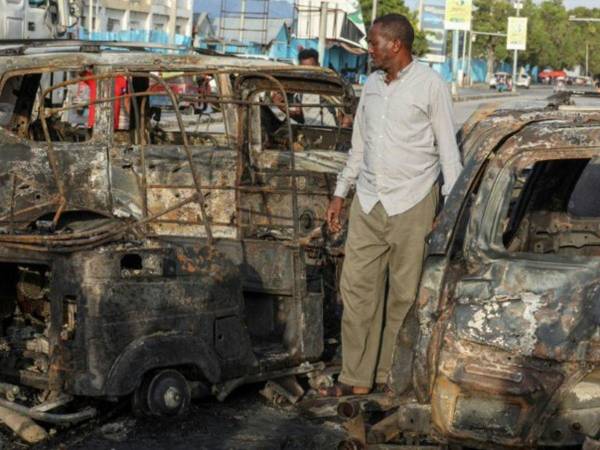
[377,60,415,83]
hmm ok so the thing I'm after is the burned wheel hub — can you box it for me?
[143,369,191,416]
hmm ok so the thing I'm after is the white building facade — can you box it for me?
[81,0,193,44]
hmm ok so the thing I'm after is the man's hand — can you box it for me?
[326,196,345,233]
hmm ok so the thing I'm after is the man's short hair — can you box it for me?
[298,48,319,63]
[373,14,414,50]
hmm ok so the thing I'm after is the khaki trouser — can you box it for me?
[338,187,439,388]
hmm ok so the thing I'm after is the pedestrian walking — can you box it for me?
[321,13,463,396]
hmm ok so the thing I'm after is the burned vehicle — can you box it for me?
[337,97,600,449]
[0,41,354,424]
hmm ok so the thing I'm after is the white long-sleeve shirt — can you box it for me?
[334,61,463,216]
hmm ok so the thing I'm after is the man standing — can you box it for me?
[322,14,462,396]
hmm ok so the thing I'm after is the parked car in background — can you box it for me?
[489,72,512,91]
[516,73,531,89]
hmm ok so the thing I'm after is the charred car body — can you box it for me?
[0,41,353,420]
[339,98,600,449]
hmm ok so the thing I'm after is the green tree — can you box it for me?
[563,6,600,77]
[470,0,512,81]
[359,0,428,56]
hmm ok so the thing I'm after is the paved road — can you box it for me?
[453,85,554,129]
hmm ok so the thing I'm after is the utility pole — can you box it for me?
[367,0,378,73]
[467,32,474,86]
[451,30,459,95]
[460,30,468,86]
[371,0,377,25]
[239,0,246,42]
[511,0,522,93]
[88,0,93,34]
[418,0,424,31]
[569,16,600,79]
[318,1,328,67]
[586,42,589,77]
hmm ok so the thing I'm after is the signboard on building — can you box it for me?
[444,0,472,31]
[507,16,527,50]
[421,0,447,63]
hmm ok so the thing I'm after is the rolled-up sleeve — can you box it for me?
[333,90,366,198]
[430,78,463,196]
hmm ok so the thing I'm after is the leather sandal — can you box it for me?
[317,382,370,398]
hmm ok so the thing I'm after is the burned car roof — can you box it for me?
[432,103,600,255]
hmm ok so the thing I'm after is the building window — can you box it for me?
[107,18,121,32]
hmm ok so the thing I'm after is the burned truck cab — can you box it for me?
[0,42,354,419]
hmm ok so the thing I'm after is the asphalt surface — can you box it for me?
[1,84,571,450]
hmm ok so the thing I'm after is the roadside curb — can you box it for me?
[453,92,519,103]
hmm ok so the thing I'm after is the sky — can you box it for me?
[405,0,600,9]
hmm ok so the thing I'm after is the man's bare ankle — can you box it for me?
[352,386,370,394]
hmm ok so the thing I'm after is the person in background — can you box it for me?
[273,48,351,128]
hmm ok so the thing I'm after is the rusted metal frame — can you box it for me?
[238,207,298,222]
[0,193,200,252]
[38,102,67,229]
[39,71,215,244]
[177,95,338,108]
[42,89,178,115]
[235,72,300,240]
[0,198,60,223]
[9,174,16,234]
[257,169,328,177]
[235,94,245,240]
[0,220,119,243]
[150,75,215,245]
[152,219,233,227]
[138,95,150,225]
[146,183,330,195]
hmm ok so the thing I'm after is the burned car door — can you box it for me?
[427,124,600,447]
[0,69,112,234]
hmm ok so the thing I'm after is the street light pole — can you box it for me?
[318,1,328,67]
[467,32,474,86]
[460,30,468,86]
[451,29,460,95]
[568,16,598,79]
[586,42,589,77]
[512,1,522,93]
[367,0,378,73]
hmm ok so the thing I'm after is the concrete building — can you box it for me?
[80,0,194,46]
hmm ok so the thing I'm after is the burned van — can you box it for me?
[339,96,600,449]
[0,41,354,421]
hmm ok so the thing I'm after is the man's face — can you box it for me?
[299,57,319,67]
[367,24,401,70]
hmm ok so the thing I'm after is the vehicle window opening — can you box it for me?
[257,89,353,153]
[0,70,97,142]
[500,157,600,256]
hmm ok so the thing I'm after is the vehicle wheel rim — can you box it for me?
[146,369,190,416]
